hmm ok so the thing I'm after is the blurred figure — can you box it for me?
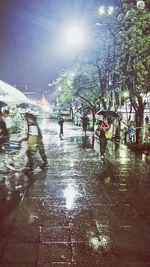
[82,115,89,135]
[20,113,48,172]
[58,115,64,139]
[145,115,149,125]
[75,111,82,126]
[0,111,9,152]
[95,119,110,158]
[2,110,13,134]
[145,124,150,143]
[123,126,128,143]
[127,121,135,142]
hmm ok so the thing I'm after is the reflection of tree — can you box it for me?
[0,170,47,225]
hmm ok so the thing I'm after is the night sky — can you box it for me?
[0,0,116,98]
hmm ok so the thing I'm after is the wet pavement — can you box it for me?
[0,119,150,267]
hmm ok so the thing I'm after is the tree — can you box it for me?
[72,64,100,128]
[79,12,117,111]
[52,68,76,118]
[53,64,100,128]
[113,1,150,143]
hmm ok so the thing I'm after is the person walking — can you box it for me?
[82,115,89,135]
[95,119,110,158]
[2,110,13,133]
[0,111,9,152]
[58,115,64,139]
[20,113,48,172]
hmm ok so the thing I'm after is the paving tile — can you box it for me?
[40,226,71,243]
[38,263,76,267]
[40,206,70,227]
[71,222,99,242]
[0,226,13,239]
[71,241,114,265]
[26,183,46,197]
[13,197,42,226]
[10,225,40,243]
[0,122,150,266]
[1,240,38,263]
[0,264,37,267]
[38,242,72,263]
[0,238,8,259]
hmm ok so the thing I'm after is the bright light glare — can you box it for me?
[98,6,105,15]
[89,233,110,250]
[64,184,77,210]
[98,6,114,15]
[119,148,129,164]
[108,6,114,15]
[66,26,83,46]
[123,91,129,98]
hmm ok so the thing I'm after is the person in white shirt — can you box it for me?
[2,110,13,133]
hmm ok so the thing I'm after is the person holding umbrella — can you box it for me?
[95,118,110,158]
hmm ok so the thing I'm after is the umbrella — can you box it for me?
[96,110,119,118]
[0,101,8,109]
[17,103,29,109]
[60,113,70,117]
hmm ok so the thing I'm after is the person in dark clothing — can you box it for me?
[0,111,9,152]
[58,115,64,139]
[20,113,48,171]
[82,115,89,135]
[145,116,149,125]
[95,119,110,158]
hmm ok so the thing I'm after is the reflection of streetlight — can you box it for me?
[64,184,77,210]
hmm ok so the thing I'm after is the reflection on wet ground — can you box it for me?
[0,120,150,266]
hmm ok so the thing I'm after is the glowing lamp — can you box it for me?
[137,0,145,10]
[66,26,83,46]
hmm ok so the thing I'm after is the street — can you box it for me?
[0,119,150,267]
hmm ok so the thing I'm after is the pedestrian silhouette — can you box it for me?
[58,115,64,139]
[0,111,9,152]
[20,113,48,172]
[82,115,89,135]
[95,119,110,158]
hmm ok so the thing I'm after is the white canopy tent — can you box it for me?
[0,80,28,105]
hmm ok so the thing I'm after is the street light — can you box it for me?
[98,6,105,15]
[98,6,114,16]
[108,6,114,15]
[66,25,84,46]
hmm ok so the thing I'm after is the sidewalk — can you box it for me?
[0,121,150,266]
